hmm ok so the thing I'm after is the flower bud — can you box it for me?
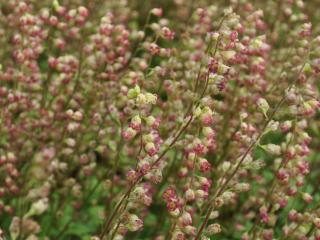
[78,6,89,18]
[202,127,215,139]
[206,223,221,235]
[138,160,151,174]
[257,98,269,118]
[126,169,139,183]
[183,225,196,236]
[288,209,298,221]
[303,62,312,74]
[122,127,137,141]
[171,231,185,240]
[137,93,147,105]
[200,112,213,126]
[194,107,202,118]
[220,50,236,61]
[126,214,143,232]
[169,208,181,217]
[9,217,20,240]
[280,121,292,132]
[198,158,211,173]
[130,115,141,131]
[214,197,224,208]
[151,8,163,17]
[221,161,231,172]
[196,189,208,200]
[209,210,219,219]
[145,142,157,156]
[148,168,162,184]
[179,212,192,226]
[221,191,234,202]
[146,116,156,127]
[53,0,60,10]
[127,85,141,99]
[185,189,195,202]
[262,144,281,155]
[145,93,157,104]
[302,193,313,203]
[234,183,250,192]
[217,63,230,75]
[314,218,320,229]
[26,198,48,217]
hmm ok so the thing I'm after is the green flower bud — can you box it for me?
[257,98,269,118]
[127,85,141,99]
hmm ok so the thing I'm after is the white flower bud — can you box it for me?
[221,161,231,172]
[206,223,221,235]
[27,198,49,217]
[209,210,219,219]
[257,98,269,118]
[145,93,157,104]
[262,144,281,155]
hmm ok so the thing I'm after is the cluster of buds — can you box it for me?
[0,1,319,240]
[163,187,182,217]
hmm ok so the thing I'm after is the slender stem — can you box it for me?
[108,124,124,212]
[110,198,130,240]
[164,221,177,240]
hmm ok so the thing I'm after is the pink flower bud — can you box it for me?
[130,115,142,131]
[78,6,89,18]
[122,127,137,141]
[196,189,208,200]
[198,158,211,173]
[280,121,292,133]
[198,176,212,190]
[178,167,188,178]
[277,168,289,183]
[126,169,139,183]
[151,8,163,17]
[161,27,175,40]
[163,187,177,201]
[202,127,215,139]
[262,229,273,240]
[145,142,157,156]
[138,160,151,175]
[200,112,213,126]
[259,206,269,224]
[149,43,161,55]
[193,143,206,155]
[288,209,298,221]
[287,187,297,196]
[230,31,238,41]
[302,193,313,203]
[278,198,288,208]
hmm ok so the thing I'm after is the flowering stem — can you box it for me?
[99,114,194,238]
[195,61,308,240]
